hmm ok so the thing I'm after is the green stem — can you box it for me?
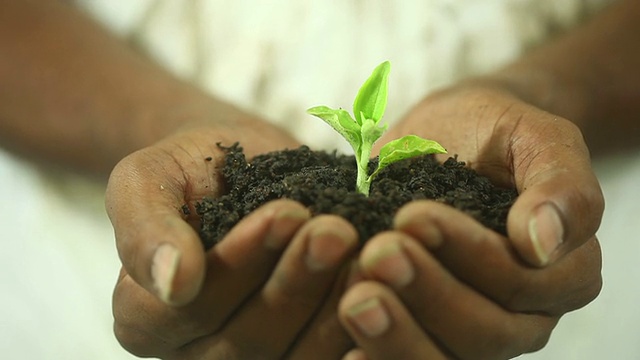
[356,143,373,196]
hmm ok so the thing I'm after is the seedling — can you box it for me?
[307,61,447,196]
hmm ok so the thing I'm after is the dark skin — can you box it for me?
[2,0,638,358]
[0,0,299,175]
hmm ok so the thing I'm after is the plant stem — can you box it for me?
[356,143,373,196]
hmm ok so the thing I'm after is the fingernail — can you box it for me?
[364,242,414,288]
[347,297,391,338]
[265,208,310,249]
[343,349,367,360]
[151,243,181,303]
[306,228,355,272]
[529,203,564,266]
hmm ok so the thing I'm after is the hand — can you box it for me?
[381,83,604,268]
[113,200,360,359]
[342,84,604,359]
[339,202,601,359]
[106,128,360,359]
[106,125,300,306]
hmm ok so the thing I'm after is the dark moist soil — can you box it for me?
[195,143,518,250]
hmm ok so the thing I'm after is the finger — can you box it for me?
[358,231,557,360]
[112,199,310,357]
[286,261,361,359]
[113,273,176,357]
[106,142,226,305]
[180,216,359,359]
[394,201,602,314]
[507,117,604,266]
[176,199,311,334]
[342,349,369,360]
[339,281,447,360]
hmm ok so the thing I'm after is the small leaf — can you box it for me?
[360,118,387,149]
[307,106,362,150]
[376,135,447,173]
[353,61,390,125]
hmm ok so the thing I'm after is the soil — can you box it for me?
[195,143,518,249]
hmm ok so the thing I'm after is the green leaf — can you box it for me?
[307,106,362,151]
[376,134,447,173]
[353,61,390,125]
[360,118,387,149]
[308,61,444,198]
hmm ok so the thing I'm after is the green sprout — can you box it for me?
[307,61,447,196]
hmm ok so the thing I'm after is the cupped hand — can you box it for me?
[342,84,604,359]
[381,83,604,268]
[106,124,302,306]
[113,201,359,359]
[106,126,362,359]
[339,203,601,360]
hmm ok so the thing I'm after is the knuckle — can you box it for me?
[561,237,603,312]
[113,321,166,358]
[489,321,522,357]
[583,267,604,304]
[477,320,550,360]
[527,328,553,354]
[501,270,536,312]
[576,182,605,232]
[522,317,558,355]
[551,116,582,137]
[112,277,165,356]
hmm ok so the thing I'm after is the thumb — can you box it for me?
[507,120,604,267]
[105,145,223,305]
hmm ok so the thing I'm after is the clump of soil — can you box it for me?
[195,143,518,249]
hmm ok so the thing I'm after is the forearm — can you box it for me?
[485,0,640,154]
[0,0,296,176]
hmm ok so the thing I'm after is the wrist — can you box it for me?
[107,82,292,153]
